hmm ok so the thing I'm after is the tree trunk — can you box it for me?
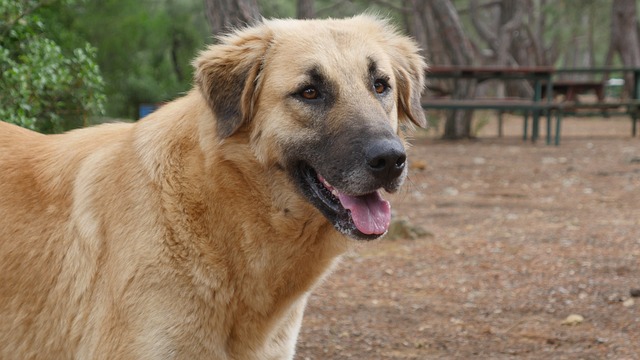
[428,0,477,139]
[605,0,640,97]
[203,0,260,36]
[297,0,315,19]
[472,0,532,93]
[170,33,183,83]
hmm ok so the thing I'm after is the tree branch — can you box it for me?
[469,0,499,52]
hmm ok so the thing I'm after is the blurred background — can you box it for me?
[3,2,639,357]
[1,0,637,133]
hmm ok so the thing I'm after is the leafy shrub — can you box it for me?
[0,0,105,133]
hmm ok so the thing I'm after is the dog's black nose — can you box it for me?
[366,139,406,182]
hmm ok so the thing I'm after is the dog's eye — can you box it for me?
[300,86,319,100]
[374,80,389,94]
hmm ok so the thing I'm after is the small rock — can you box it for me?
[443,187,459,196]
[607,293,622,302]
[561,314,584,326]
[472,157,486,165]
[386,217,433,240]
[623,298,635,307]
[630,289,640,297]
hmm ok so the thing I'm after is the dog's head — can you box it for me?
[194,15,426,240]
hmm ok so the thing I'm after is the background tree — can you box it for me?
[204,0,260,35]
[605,0,640,69]
[398,0,620,139]
[403,0,477,139]
[432,0,479,139]
[0,0,105,133]
[56,0,210,119]
[605,0,640,96]
[4,0,640,138]
[297,0,315,19]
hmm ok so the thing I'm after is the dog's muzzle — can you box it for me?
[291,133,408,240]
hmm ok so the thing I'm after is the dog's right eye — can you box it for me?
[299,86,319,100]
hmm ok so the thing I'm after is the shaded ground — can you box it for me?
[296,115,640,359]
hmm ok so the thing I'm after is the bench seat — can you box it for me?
[558,100,640,137]
[422,99,557,111]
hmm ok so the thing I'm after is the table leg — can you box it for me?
[531,78,545,143]
[546,111,552,145]
[555,109,562,145]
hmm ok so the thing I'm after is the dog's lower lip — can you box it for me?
[297,162,387,240]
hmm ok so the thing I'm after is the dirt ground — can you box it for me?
[295,115,640,359]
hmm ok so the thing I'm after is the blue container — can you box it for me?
[138,103,159,119]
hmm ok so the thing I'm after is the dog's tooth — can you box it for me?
[331,189,339,196]
[321,178,334,190]
[318,175,331,188]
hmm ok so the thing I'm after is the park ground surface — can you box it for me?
[295,115,640,359]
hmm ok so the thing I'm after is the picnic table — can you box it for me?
[423,66,640,144]
[553,68,640,138]
[546,80,605,102]
[423,66,558,144]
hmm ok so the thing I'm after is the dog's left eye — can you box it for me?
[300,86,319,100]
[374,80,389,94]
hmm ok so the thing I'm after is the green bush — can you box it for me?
[0,0,105,133]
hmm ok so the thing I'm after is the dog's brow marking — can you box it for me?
[367,57,378,77]
[367,57,390,82]
[307,66,326,85]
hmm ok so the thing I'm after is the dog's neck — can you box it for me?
[135,91,349,352]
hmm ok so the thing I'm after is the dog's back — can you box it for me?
[0,120,145,357]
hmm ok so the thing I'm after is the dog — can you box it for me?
[0,15,426,359]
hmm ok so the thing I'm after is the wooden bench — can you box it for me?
[555,100,640,139]
[422,98,565,145]
[425,66,556,142]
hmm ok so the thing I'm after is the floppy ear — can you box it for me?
[193,24,272,138]
[385,32,427,128]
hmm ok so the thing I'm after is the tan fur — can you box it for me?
[0,15,425,359]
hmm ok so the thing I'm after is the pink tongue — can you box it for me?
[337,191,391,235]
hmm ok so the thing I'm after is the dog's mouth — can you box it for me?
[296,163,391,240]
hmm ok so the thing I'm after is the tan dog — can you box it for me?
[0,15,425,359]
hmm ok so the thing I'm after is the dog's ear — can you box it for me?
[193,24,272,138]
[384,29,427,128]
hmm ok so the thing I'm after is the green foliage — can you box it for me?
[0,0,105,133]
[56,0,211,119]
